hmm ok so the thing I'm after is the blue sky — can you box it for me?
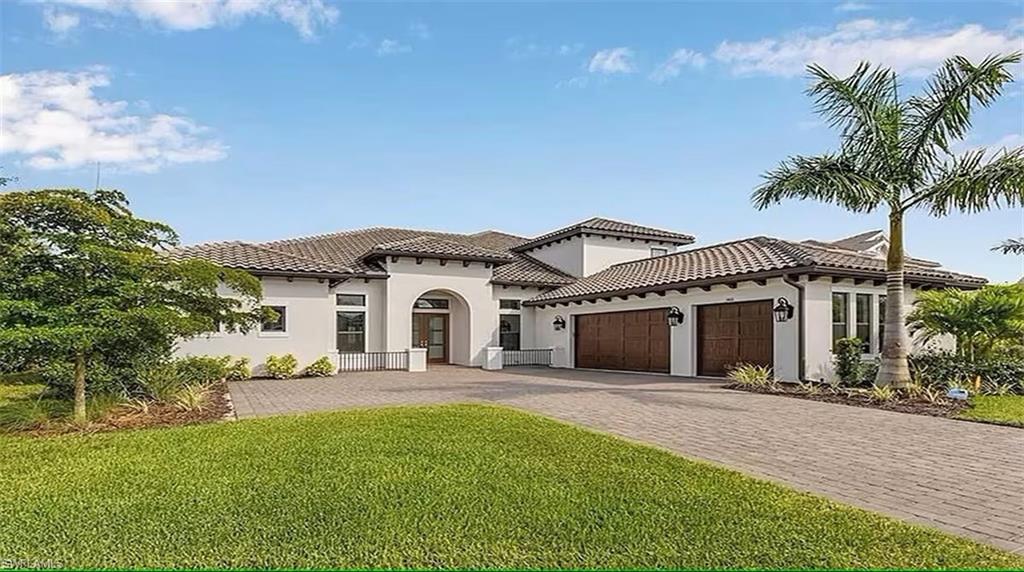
[2,0,1022,281]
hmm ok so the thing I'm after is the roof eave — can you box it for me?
[512,228,695,253]
[363,250,515,266]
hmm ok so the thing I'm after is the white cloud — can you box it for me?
[43,6,80,36]
[376,38,411,56]
[956,133,1024,157]
[588,47,635,74]
[714,19,1023,77]
[0,69,227,173]
[835,1,871,12]
[505,37,582,60]
[649,48,707,82]
[409,21,430,40]
[558,43,583,56]
[43,0,339,40]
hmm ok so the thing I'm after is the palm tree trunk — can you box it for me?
[73,351,87,424]
[876,213,913,388]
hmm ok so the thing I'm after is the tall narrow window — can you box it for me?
[336,311,365,352]
[878,295,887,354]
[831,293,848,350]
[856,293,872,353]
[499,314,521,351]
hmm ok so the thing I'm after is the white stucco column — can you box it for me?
[407,348,427,372]
[483,346,503,370]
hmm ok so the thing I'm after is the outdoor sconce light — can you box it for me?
[773,297,795,322]
[553,315,566,331]
[666,306,684,327]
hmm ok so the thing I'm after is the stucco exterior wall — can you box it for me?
[174,277,336,374]
[533,278,802,380]
[524,236,585,277]
[582,235,676,276]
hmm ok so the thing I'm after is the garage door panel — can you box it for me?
[698,300,773,377]
[575,309,669,373]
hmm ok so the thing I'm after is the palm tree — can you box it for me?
[752,53,1024,388]
[994,238,1024,255]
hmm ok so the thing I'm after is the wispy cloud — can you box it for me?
[41,0,339,40]
[42,6,80,37]
[409,21,430,40]
[0,68,226,173]
[649,48,707,83]
[714,19,1023,77]
[588,47,635,74]
[505,37,583,60]
[835,1,871,12]
[377,38,411,56]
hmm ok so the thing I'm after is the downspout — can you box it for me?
[782,274,806,381]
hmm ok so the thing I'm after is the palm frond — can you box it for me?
[910,147,1024,215]
[994,238,1024,255]
[902,53,1021,177]
[806,62,901,174]
[752,154,886,212]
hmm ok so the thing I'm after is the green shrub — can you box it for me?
[174,356,230,385]
[138,364,186,402]
[305,356,335,377]
[173,385,211,412]
[910,352,1024,394]
[265,354,298,379]
[225,357,251,381]
[727,363,774,387]
[833,338,864,385]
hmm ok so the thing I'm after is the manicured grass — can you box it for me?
[1,405,1020,569]
[959,395,1024,427]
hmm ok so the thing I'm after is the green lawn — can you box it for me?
[1,404,1019,570]
[959,395,1024,427]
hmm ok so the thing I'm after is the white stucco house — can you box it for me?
[173,218,983,381]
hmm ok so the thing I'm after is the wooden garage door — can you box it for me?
[574,309,669,373]
[697,300,773,377]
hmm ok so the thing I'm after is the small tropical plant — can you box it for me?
[304,356,335,377]
[138,364,186,403]
[796,381,821,395]
[175,355,231,385]
[225,357,252,381]
[727,363,774,387]
[833,337,864,385]
[868,384,896,402]
[173,385,211,412]
[753,53,1024,388]
[265,354,298,379]
[908,285,1024,362]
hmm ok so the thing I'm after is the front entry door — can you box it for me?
[412,314,448,364]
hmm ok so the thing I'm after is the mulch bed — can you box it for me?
[24,382,233,437]
[726,383,970,418]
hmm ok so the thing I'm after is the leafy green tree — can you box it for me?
[908,285,1024,361]
[752,53,1024,388]
[0,189,264,423]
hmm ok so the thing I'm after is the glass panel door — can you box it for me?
[427,315,446,362]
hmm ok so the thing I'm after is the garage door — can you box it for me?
[574,309,670,373]
[697,300,773,377]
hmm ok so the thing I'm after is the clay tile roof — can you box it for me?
[168,241,351,275]
[525,236,985,305]
[362,235,515,264]
[492,254,577,286]
[512,217,695,252]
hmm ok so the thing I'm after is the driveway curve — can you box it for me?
[228,366,1024,553]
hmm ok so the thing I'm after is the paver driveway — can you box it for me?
[229,366,1024,553]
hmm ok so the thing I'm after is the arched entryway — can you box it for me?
[411,289,471,365]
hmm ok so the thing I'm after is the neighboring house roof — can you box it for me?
[511,217,695,252]
[167,241,352,277]
[525,236,986,306]
[361,236,515,265]
[802,229,941,268]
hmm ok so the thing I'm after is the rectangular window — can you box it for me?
[415,298,449,309]
[336,311,365,352]
[500,314,521,351]
[499,299,521,310]
[650,247,668,257]
[831,293,848,350]
[336,294,366,306]
[261,305,287,332]
[856,293,872,353]
[878,295,886,353]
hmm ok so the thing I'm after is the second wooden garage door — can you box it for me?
[697,300,773,377]
[574,309,670,373]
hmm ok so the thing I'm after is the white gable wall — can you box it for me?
[582,235,677,276]
[524,236,584,277]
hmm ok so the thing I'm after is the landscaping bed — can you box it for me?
[2,404,1020,569]
[726,383,970,418]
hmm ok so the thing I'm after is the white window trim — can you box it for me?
[831,285,888,357]
[336,293,368,308]
[336,308,367,353]
[258,303,289,338]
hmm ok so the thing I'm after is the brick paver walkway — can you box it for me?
[229,366,1024,553]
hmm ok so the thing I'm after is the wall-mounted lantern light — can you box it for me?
[773,297,795,322]
[553,315,566,331]
[667,306,684,327]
